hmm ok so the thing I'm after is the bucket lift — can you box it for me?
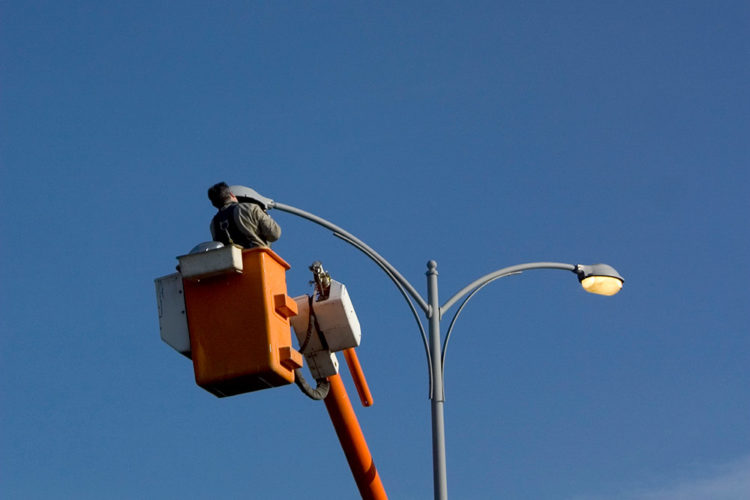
[155,247,386,499]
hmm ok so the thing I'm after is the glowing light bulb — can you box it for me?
[580,275,623,296]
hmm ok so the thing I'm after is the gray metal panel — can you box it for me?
[177,245,243,280]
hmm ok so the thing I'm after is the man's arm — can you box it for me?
[257,208,281,243]
[236,203,281,245]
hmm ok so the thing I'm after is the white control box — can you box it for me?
[290,280,361,353]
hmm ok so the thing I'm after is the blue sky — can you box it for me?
[1,1,748,499]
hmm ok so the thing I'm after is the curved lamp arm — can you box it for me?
[229,186,436,392]
[228,185,428,312]
[440,262,577,315]
[439,261,624,378]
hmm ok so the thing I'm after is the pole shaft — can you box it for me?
[324,374,388,500]
[427,261,448,500]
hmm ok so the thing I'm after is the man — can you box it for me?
[207,182,281,248]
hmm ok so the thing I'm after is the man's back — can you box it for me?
[210,201,281,249]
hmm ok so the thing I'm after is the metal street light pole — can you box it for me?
[230,186,624,500]
[426,260,447,499]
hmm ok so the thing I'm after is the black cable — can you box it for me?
[298,295,315,354]
[293,294,331,401]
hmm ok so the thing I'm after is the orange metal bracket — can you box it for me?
[274,293,298,319]
[279,346,303,371]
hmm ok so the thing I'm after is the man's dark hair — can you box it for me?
[208,182,233,208]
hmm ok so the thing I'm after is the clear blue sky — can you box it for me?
[2,2,748,499]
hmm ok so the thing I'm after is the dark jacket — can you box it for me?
[210,201,281,248]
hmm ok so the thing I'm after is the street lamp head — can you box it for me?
[228,185,275,210]
[575,264,624,296]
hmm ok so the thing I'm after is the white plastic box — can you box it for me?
[154,272,191,358]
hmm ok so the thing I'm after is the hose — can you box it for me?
[294,369,330,400]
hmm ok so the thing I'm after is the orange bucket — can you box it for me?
[182,248,302,397]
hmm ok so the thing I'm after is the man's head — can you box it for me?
[208,182,236,208]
